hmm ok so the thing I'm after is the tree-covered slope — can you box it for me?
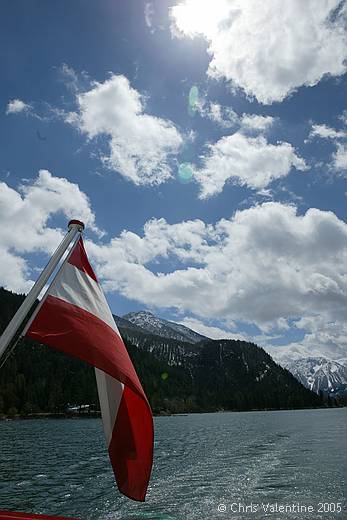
[0,287,324,415]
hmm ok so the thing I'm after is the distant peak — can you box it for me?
[121,309,207,343]
[124,310,155,318]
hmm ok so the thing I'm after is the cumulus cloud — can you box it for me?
[6,99,31,115]
[177,317,237,340]
[2,183,346,361]
[193,132,307,198]
[171,0,347,104]
[309,123,347,140]
[69,75,182,185]
[292,317,347,361]
[179,316,286,351]
[241,114,275,132]
[309,120,347,173]
[267,317,347,363]
[0,170,100,292]
[87,202,347,360]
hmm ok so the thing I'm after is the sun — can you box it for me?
[171,0,228,38]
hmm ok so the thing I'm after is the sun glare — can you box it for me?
[171,0,228,38]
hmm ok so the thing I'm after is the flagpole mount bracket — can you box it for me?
[68,219,85,232]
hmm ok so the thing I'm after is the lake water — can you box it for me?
[0,409,345,520]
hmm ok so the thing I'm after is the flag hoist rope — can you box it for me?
[0,220,85,364]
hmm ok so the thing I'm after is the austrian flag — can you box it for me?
[25,237,154,502]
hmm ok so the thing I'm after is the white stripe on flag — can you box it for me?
[95,368,124,445]
[49,261,126,449]
[48,262,120,335]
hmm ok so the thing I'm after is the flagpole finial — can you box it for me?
[68,219,85,232]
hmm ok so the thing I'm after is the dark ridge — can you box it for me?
[0,287,326,416]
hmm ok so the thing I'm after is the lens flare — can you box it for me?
[161,372,169,381]
[178,163,193,183]
[188,85,199,116]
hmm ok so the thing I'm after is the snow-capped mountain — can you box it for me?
[122,311,207,343]
[284,357,347,400]
[115,308,345,405]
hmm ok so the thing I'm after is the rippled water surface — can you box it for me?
[0,409,345,519]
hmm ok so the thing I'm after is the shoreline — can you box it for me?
[1,404,344,421]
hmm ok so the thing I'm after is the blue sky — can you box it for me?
[1,0,347,363]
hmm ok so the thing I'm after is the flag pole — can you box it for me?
[0,219,85,363]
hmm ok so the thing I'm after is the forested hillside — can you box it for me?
[0,287,325,416]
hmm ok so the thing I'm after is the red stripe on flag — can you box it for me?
[109,386,153,501]
[27,296,143,396]
[68,238,98,283]
[26,295,153,501]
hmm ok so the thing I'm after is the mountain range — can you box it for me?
[115,310,346,403]
[0,287,326,416]
[113,310,328,410]
[283,357,347,401]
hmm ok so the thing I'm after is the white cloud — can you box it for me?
[179,317,283,347]
[309,123,347,140]
[209,103,237,127]
[197,93,276,136]
[69,75,182,185]
[294,316,347,360]
[144,2,155,30]
[196,97,273,132]
[332,143,347,171]
[195,97,275,132]
[193,132,307,198]
[87,202,347,360]
[340,110,347,125]
[171,0,347,104]
[6,98,50,121]
[2,181,346,361]
[198,101,238,128]
[264,343,318,364]
[177,317,238,340]
[267,317,347,363]
[0,170,100,292]
[308,119,347,173]
[59,63,80,92]
[241,114,275,132]
[6,99,31,115]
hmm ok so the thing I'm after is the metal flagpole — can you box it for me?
[0,219,85,363]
